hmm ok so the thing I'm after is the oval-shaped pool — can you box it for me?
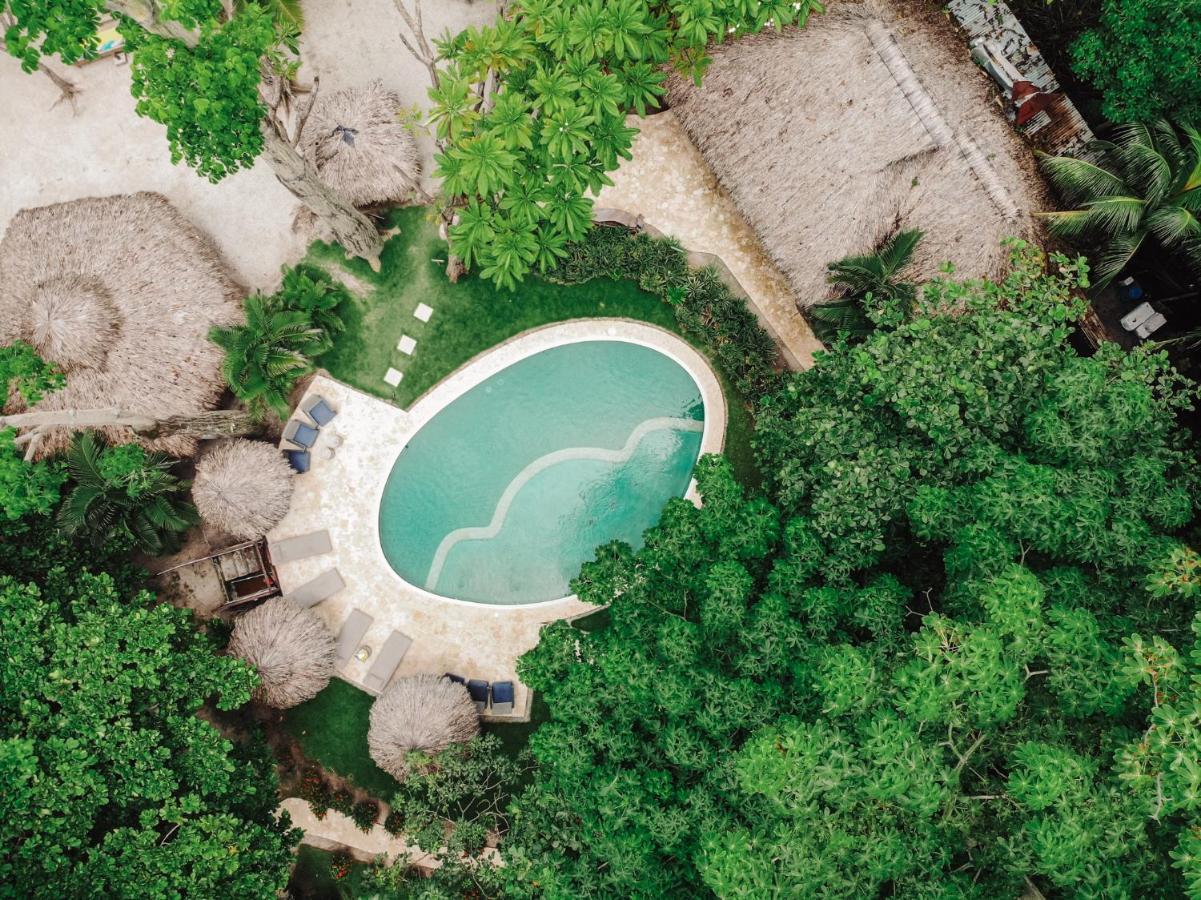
[378,340,705,604]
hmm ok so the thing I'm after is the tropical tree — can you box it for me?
[57,432,197,554]
[1038,120,1201,288]
[808,228,923,342]
[1072,0,1201,125]
[0,342,66,520]
[272,262,350,355]
[1,1,384,262]
[209,293,323,420]
[501,244,1201,896]
[396,0,826,288]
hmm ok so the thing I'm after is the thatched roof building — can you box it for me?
[300,80,421,208]
[0,192,242,457]
[193,439,294,540]
[368,675,479,779]
[664,0,1045,305]
[228,598,336,708]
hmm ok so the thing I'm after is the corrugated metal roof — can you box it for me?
[945,0,1099,160]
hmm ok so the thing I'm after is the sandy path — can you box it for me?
[0,0,493,291]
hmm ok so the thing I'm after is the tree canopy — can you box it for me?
[423,0,824,289]
[498,244,1201,897]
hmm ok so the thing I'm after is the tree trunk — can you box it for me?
[260,123,384,269]
[104,0,200,47]
[38,62,80,113]
[3,408,257,440]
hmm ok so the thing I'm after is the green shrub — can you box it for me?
[351,799,381,833]
[549,227,783,402]
[382,809,405,836]
[330,787,355,816]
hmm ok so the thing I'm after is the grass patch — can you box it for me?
[288,845,369,899]
[309,207,760,485]
[283,679,399,799]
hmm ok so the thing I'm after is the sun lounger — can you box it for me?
[444,673,466,685]
[302,395,338,427]
[335,609,374,667]
[363,630,413,694]
[283,419,319,450]
[284,449,311,473]
[467,679,489,712]
[283,568,345,609]
[269,530,332,565]
[490,681,515,716]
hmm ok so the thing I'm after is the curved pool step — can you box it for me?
[424,415,703,592]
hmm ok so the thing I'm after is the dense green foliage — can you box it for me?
[497,246,1201,897]
[210,263,348,420]
[808,228,923,343]
[1038,120,1201,288]
[432,0,823,289]
[549,225,783,399]
[0,534,298,897]
[1072,0,1201,125]
[57,432,197,554]
[0,342,66,521]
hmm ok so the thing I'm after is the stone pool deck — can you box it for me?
[269,320,727,715]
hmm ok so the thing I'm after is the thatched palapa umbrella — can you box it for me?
[368,675,479,779]
[193,439,294,540]
[228,598,336,708]
[0,192,242,458]
[300,80,422,209]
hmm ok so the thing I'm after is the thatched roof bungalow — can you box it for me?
[193,439,294,540]
[0,192,242,457]
[300,80,422,209]
[664,0,1045,305]
[228,598,336,708]
[368,675,479,779]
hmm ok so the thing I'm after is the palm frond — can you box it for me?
[1146,206,1201,249]
[1113,136,1172,205]
[1090,232,1147,290]
[876,228,924,277]
[1036,153,1128,205]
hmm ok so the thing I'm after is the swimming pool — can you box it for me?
[377,340,706,604]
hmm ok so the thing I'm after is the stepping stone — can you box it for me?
[413,303,433,323]
[383,367,403,387]
[397,334,417,355]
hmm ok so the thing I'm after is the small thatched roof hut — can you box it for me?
[300,80,421,208]
[663,0,1045,305]
[228,598,336,708]
[193,439,294,540]
[0,192,242,457]
[368,675,479,779]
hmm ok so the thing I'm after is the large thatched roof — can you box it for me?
[0,192,242,457]
[228,598,336,708]
[368,675,479,779]
[300,80,421,208]
[193,439,294,540]
[664,0,1045,305]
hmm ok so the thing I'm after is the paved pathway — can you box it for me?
[596,112,823,369]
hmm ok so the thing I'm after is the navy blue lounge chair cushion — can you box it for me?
[307,398,338,427]
[285,449,311,473]
[491,681,514,704]
[466,679,489,704]
[445,673,466,685]
[285,420,319,449]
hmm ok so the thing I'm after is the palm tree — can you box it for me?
[209,294,323,421]
[810,228,924,343]
[1038,120,1201,289]
[57,432,197,554]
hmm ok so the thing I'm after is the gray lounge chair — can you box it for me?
[268,529,332,565]
[467,679,489,712]
[490,681,515,716]
[363,630,413,694]
[335,608,374,667]
[283,419,319,450]
[302,395,338,427]
[283,568,345,608]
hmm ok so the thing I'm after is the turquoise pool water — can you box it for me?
[378,340,705,604]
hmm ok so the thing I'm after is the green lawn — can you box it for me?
[308,207,760,485]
